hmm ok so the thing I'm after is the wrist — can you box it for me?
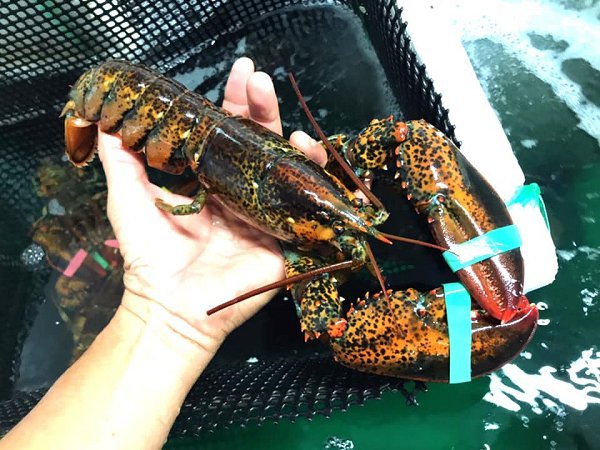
[3,291,222,450]
[118,289,227,358]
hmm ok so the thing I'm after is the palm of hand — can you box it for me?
[109,173,283,328]
[98,58,322,346]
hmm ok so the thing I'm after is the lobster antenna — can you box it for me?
[206,259,360,315]
[380,232,451,253]
[288,73,385,211]
[364,242,404,337]
[364,241,390,305]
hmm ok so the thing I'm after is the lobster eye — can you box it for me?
[352,197,363,209]
[332,221,345,235]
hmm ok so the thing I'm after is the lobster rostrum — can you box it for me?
[62,60,538,382]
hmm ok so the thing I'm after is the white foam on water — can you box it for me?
[556,249,577,261]
[427,0,600,145]
[484,422,500,431]
[580,287,598,316]
[323,437,355,450]
[520,139,538,149]
[484,348,600,413]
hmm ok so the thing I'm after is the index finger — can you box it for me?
[247,72,282,135]
[222,57,254,117]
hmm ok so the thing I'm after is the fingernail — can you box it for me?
[293,131,312,149]
[232,57,254,73]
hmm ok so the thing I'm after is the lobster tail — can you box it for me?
[62,60,228,174]
[63,111,98,167]
[61,61,128,167]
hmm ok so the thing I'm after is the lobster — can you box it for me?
[62,60,538,382]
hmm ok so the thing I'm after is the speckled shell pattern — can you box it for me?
[285,246,537,380]
[284,117,536,380]
[394,120,525,322]
[195,117,363,244]
[328,287,538,381]
[62,60,366,246]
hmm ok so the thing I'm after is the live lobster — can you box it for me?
[62,60,538,382]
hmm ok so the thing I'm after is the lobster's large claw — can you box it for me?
[328,288,538,382]
[396,120,528,323]
[331,118,530,322]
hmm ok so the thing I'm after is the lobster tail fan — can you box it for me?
[64,115,98,167]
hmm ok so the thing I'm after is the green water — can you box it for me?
[164,2,600,449]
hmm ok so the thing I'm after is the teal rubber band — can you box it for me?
[91,251,110,270]
[507,183,550,231]
[507,183,540,206]
[443,225,522,272]
[443,282,472,383]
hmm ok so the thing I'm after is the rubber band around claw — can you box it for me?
[443,183,547,272]
[442,225,522,272]
[443,282,472,383]
[442,183,547,382]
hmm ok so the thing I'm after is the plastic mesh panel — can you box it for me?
[0,0,453,435]
[0,357,424,436]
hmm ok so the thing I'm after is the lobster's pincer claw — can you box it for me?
[471,302,538,377]
[326,288,539,382]
[500,295,532,324]
[393,120,529,324]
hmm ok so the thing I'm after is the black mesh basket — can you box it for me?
[0,0,457,436]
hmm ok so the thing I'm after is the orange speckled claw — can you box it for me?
[394,120,527,323]
[328,288,539,382]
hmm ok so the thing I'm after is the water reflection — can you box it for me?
[485,348,600,413]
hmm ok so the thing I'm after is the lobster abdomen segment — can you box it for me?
[62,60,224,173]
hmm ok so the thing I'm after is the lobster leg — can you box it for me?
[155,188,208,215]
[337,118,531,323]
[284,247,349,340]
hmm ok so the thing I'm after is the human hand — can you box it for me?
[98,57,325,354]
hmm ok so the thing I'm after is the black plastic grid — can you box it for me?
[0,0,455,435]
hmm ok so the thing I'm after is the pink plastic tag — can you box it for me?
[63,249,88,277]
[104,239,119,248]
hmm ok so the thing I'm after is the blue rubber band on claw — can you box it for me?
[443,282,472,383]
[442,225,522,272]
[507,183,550,230]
